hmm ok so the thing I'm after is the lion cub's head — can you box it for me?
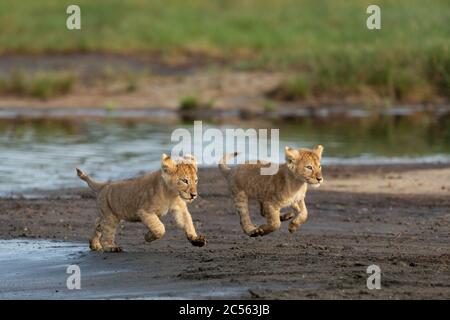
[285,145,324,187]
[161,154,198,202]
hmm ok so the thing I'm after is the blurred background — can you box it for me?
[0,0,449,196]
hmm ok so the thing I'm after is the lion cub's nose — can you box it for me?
[190,193,197,199]
[317,177,323,182]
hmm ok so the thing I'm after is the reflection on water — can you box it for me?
[278,113,450,158]
[0,113,449,196]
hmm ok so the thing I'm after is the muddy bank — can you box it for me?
[2,104,450,124]
[0,165,449,299]
[1,54,449,118]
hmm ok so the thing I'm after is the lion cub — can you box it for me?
[76,154,206,252]
[219,145,324,237]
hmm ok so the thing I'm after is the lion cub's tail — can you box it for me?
[76,168,106,193]
[218,152,238,177]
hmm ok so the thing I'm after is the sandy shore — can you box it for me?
[0,165,449,299]
[322,166,450,196]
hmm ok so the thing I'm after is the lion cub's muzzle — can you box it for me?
[306,175,323,188]
[180,191,198,202]
[189,192,197,200]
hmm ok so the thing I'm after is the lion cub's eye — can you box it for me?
[305,165,313,170]
[194,178,198,184]
[181,178,189,184]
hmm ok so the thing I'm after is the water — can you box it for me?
[0,239,246,299]
[0,240,88,298]
[1,113,450,196]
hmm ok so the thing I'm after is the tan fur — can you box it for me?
[77,154,205,252]
[219,145,324,237]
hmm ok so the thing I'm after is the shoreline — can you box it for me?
[0,104,450,131]
[0,53,448,115]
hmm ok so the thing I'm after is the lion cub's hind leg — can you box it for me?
[234,192,260,236]
[251,202,281,237]
[260,202,294,222]
[89,218,103,251]
[98,211,122,253]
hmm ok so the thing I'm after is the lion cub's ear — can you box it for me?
[161,154,177,174]
[313,145,324,159]
[183,154,198,171]
[285,146,299,163]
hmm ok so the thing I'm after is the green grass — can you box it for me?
[269,45,450,102]
[1,1,448,59]
[0,0,449,100]
[178,96,214,110]
[263,100,278,112]
[179,96,200,111]
[0,71,76,99]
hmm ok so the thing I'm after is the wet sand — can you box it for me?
[0,165,449,299]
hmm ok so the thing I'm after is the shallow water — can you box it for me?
[0,240,87,298]
[0,239,247,299]
[0,113,449,196]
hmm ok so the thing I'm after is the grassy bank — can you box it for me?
[0,0,448,103]
[0,71,76,99]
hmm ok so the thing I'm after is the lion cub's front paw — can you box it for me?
[249,227,264,237]
[103,246,123,253]
[288,222,299,233]
[144,232,157,243]
[190,235,206,247]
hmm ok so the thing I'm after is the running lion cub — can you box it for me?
[219,145,323,237]
[76,154,206,252]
